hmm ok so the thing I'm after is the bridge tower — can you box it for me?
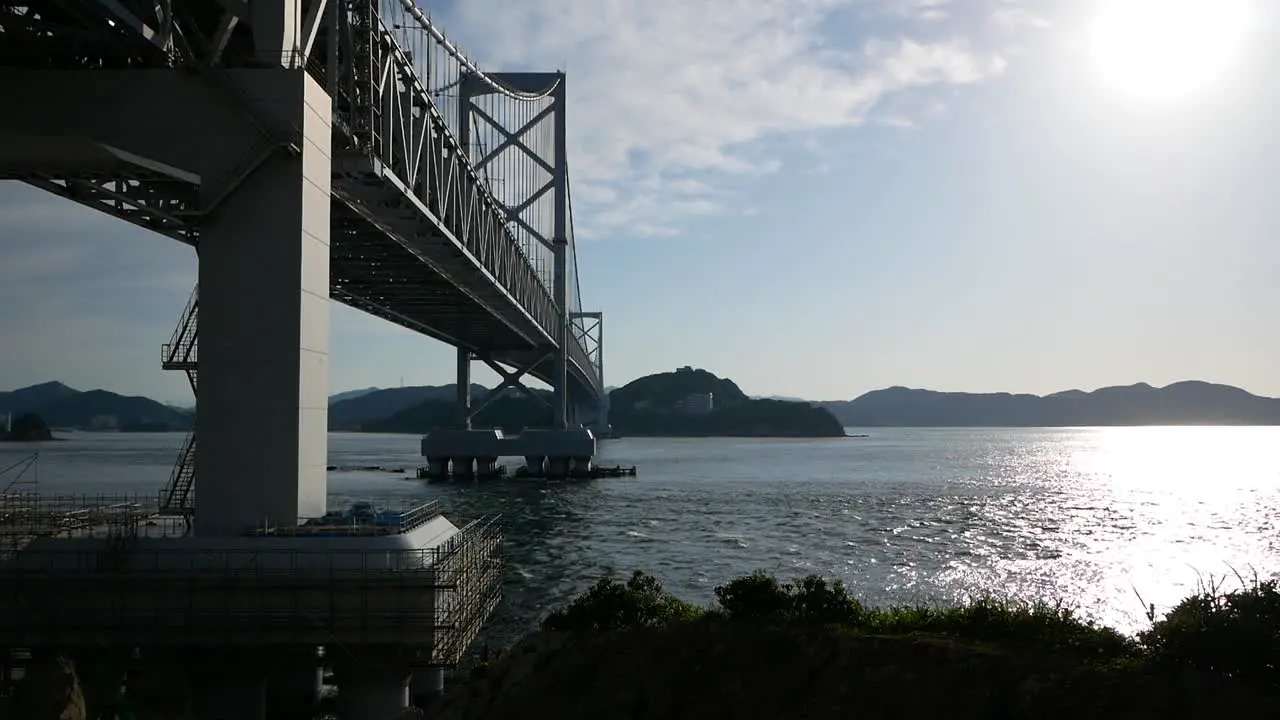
[458,71,571,428]
[420,71,601,477]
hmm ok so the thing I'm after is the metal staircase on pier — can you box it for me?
[159,285,198,516]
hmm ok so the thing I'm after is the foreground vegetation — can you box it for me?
[429,570,1279,719]
[540,570,1278,686]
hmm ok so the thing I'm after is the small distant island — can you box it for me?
[0,413,54,442]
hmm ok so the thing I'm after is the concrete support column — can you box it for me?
[336,664,411,720]
[426,456,449,479]
[452,457,474,477]
[410,666,445,709]
[524,456,545,475]
[546,457,569,477]
[196,70,331,537]
[457,347,472,429]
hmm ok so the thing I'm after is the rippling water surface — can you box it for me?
[4,427,1278,644]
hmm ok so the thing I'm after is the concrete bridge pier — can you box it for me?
[195,69,333,537]
[452,457,475,478]
[0,63,334,537]
[411,666,446,708]
[426,456,449,478]
[524,456,546,474]
[335,661,411,720]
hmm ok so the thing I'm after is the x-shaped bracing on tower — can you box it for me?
[467,103,557,251]
[466,351,554,420]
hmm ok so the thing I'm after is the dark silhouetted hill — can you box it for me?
[609,368,749,409]
[329,386,382,404]
[329,384,489,430]
[363,390,554,434]
[0,383,190,431]
[610,369,844,438]
[0,381,79,415]
[39,390,191,430]
[820,381,1280,427]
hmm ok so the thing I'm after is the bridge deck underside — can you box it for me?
[332,202,526,353]
[331,197,565,388]
[337,203,584,393]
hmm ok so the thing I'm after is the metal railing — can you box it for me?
[251,499,445,538]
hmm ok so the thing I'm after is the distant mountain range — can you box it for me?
[817,381,1280,427]
[0,381,192,432]
[4,379,1278,432]
[328,384,489,430]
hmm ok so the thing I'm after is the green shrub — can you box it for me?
[711,571,1132,661]
[541,571,703,632]
[713,572,865,624]
[1140,576,1280,690]
[858,596,1137,661]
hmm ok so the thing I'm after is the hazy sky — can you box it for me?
[1,0,1277,405]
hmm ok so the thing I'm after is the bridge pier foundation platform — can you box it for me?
[421,428,596,479]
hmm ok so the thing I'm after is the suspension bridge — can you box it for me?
[0,1,608,535]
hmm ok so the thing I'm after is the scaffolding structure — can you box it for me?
[0,492,166,562]
[0,496,503,666]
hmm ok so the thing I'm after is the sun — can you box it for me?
[1088,0,1253,100]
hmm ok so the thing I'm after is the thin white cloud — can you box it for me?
[444,0,1009,238]
[992,5,1051,33]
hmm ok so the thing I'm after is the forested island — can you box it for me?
[0,413,54,442]
[608,368,844,437]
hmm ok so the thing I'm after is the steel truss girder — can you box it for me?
[19,175,199,245]
[343,17,559,338]
[0,1,172,67]
[331,172,553,346]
